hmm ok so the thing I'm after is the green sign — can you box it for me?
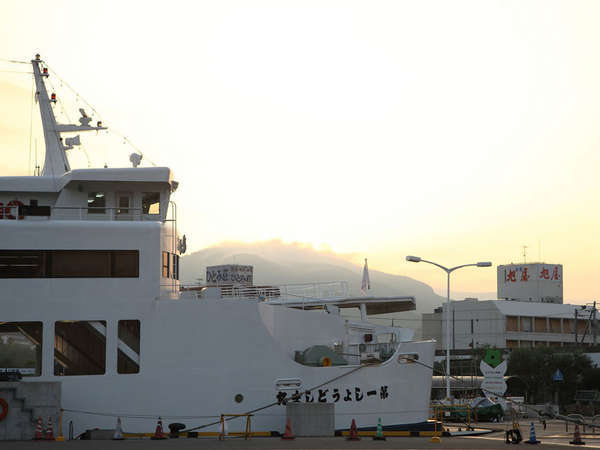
[483,349,503,368]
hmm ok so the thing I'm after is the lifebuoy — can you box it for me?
[320,357,332,367]
[0,397,8,421]
[6,200,24,220]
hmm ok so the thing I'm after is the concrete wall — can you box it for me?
[435,300,505,350]
[286,402,334,437]
[0,382,61,440]
[422,313,442,350]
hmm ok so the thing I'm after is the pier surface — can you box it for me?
[2,420,599,449]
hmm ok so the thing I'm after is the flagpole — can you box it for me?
[360,258,370,321]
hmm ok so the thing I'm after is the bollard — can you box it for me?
[55,409,65,442]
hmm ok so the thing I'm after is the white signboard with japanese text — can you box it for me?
[480,359,507,398]
[206,264,253,286]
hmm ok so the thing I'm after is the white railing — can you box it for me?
[51,206,147,221]
[276,281,349,301]
[0,203,173,223]
[0,205,155,221]
[178,281,350,302]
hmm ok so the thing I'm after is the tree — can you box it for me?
[507,347,592,408]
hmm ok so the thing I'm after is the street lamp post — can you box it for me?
[406,255,492,401]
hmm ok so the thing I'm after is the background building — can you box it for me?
[422,299,597,350]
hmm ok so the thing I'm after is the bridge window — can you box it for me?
[162,251,170,278]
[142,192,160,214]
[54,321,106,376]
[118,320,140,374]
[172,254,179,280]
[0,250,139,278]
[87,192,106,214]
[0,322,43,377]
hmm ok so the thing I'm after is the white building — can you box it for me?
[422,299,597,350]
[497,263,563,303]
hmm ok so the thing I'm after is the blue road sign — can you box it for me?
[553,369,564,382]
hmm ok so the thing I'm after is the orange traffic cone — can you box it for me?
[33,416,44,440]
[151,417,167,440]
[346,418,360,441]
[570,425,586,445]
[281,418,295,440]
[45,416,54,440]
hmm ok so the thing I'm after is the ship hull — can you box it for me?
[11,297,434,435]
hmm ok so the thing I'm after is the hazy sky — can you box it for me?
[1,1,599,302]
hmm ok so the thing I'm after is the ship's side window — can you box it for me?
[162,251,170,278]
[0,250,139,278]
[118,320,140,374]
[0,321,43,377]
[54,321,106,376]
[49,250,139,278]
[0,250,45,278]
[142,192,160,215]
[87,192,106,214]
[51,250,111,277]
[111,251,139,277]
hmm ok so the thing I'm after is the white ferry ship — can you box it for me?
[0,55,435,436]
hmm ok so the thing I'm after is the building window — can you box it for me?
[505,316,519,332]
[549,318,561,333]
[534,317,547,333]
[162,251,170,278]
[142,192,160,215]
[87,192,106,214]
[506,340,518,348]
[520,317,532,332]
[0,322,43,377]
[0,250,139,278]
[54,321,106,376]
[118,320,140,374]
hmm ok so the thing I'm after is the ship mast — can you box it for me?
[31,54,106,176]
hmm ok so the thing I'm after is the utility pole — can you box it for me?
[575,310,578,345]
[593,301,597,347]
[579,303,597,346]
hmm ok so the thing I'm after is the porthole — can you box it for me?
[234,394,244,403]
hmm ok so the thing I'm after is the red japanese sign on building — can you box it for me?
[498,263,563,303]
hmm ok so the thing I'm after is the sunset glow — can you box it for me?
[2,1,599,302]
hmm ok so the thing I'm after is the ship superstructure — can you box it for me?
[0,55,435,436]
